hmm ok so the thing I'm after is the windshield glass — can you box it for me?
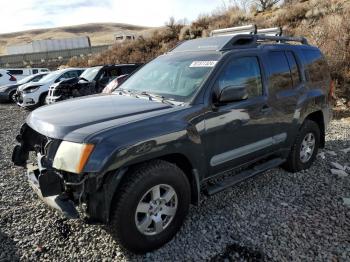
[37,71,61,83]
[118,52,221,102]
[80,66,102,81]
[17,75,36,85]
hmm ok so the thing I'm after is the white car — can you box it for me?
[5,68,50,80]
[0,69,17,86]
[16,68,85,109]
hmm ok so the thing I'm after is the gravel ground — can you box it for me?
[0,103,349,261]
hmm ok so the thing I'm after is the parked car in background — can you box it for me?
[0,73,48,103]
[0,69,17,86]
[4,68,50,80]
[12,25,333,253]
[102,74,129,94]
[14,68,85,109]
[46,64,141,104]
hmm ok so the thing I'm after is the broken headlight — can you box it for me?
[53,141,94,174]
[23,85,41,93]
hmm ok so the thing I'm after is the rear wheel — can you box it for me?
[109,160,191,253]
[283,120,320,172]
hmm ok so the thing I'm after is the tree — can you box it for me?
[255,0,280,11]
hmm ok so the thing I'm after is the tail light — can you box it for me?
[9,75,16,81]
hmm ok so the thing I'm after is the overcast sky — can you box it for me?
[0,0,232,34]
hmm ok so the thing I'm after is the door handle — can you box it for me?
[260,105,271,114]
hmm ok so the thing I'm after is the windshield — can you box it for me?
[37,71,61,83]
[80,66,102,81]
[118,52,221,102]
[17,75,37,85]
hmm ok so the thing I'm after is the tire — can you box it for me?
[109,160,191,253]
[39,92,48,106]
[283,119,320,172]
[9,91,16,103]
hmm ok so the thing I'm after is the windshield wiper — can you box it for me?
[139,91,175,106]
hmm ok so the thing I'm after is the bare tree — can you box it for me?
[255,0,280,11]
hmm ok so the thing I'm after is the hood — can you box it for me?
[26,94,173,142]
[18,82,42,91]
[57,77,80,87]
[54,77,90,91]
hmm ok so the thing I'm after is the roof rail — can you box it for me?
[254,35,308,45]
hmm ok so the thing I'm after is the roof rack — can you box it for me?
[170,25,308,53]
[211,24,308,49]
[211,24,283,37]
[210,24,257,36]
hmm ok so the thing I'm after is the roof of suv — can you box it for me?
[171,33,311,54]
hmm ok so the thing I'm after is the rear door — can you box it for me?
[264,50,304,147]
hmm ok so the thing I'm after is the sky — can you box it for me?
[0,0,232,34]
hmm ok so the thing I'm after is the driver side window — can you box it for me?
[218,57,263,98]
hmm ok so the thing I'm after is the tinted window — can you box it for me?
[217,57,263,98]
[268,51,293,93]
[286,51,301,87]
[32,69,38,74]
[121,66,138,75]
[303,50,328,83]
[8,69,23,75]
[108,68,121,77]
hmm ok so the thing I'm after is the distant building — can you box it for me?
[114,32,137,42]
[6,36,91,55]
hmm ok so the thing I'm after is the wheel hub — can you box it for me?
[300,132,316,163]
[135,184,178,236]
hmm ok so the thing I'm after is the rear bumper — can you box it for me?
[27,163,80,219]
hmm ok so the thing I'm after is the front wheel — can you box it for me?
[283,119,320,172]
[109,160,191,253]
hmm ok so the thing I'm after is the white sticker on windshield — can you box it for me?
[189,61,218,68]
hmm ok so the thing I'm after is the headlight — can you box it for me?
[53,141,94,174]
[23,85,41,93]
[50,83,60,89]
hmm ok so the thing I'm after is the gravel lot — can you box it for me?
[0,103,349,261]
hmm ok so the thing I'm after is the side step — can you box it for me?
[207,158,285,195]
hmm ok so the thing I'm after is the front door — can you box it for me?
[203,54,281,176]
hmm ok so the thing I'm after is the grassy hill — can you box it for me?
[0,23,154,55]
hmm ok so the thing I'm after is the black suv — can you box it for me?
[12,26,333,253]
[46,64,141,104]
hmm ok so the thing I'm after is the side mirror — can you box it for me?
[214,85,248,104]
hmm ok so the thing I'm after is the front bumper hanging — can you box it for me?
[27,163,80,219]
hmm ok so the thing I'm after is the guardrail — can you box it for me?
[0,45,111,69]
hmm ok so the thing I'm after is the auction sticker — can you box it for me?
[189,61,218,67]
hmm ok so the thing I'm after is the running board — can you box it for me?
[206,158,285,195]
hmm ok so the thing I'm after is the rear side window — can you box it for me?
[32,69,38,74]
[8,69,23,75]
[267,51,293,93]
[217,56,263,98]
[285,51,301,87]
[303,50,328,83]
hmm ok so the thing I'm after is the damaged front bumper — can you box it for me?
[27,163,79,219]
